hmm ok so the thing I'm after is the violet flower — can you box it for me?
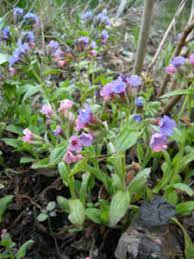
[101,29,109,44]
[112,77,126,94]
[81,10,93,20]
[133,114,142,122]
[79,132,93,147]
[126,75,142,88]
[48,40,59,51]
[76,104,93,131]
[24,31,35,43]
[171,56,186,67]
[24,12,39,25]
[2,26,10,40]
[159,115,176,136]
[100,83,113,100]
[13,7,24,19]
[53,125,63,136]
[78,36,89,46]
[150,133,168,152]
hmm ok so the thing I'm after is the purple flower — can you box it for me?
[13,7,24,18]
[40,104,54,118]
[91,41,97,49]
[79,133,93,147]
[171,56,186,67]
[133,114,142,122]
[78,36,89,46]
[22,128,33,143]
[135,97,144,107]
[53,125,63,136]
[112,77,126,94]
[100,83,113,100]
[165,64,176,75]
[76,104,93,131]
[150,133,168,152]
[68,135,82,152]
[127,75,142,88]
[48,40,59,51]
[101,30,109,44]
[9,43,30,67]
[24,13,39,25]
[58,99,73,113]
[96,12,111,26]
[159,115,176,136]
[81,10,93,20]
[2,26,10,40]
[24,31,35,43]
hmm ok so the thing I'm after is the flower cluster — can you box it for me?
[63,133,93,164]
[100,75,142,101]
[75,104,94,131]
[150,115,176,152]
[165,54,194,74]
[47,40,67,67]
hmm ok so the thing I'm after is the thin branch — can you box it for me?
[134,0,155,75]
[157,19,194,97]
[148,0,186,71]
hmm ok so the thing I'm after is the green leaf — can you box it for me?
[85,208,101,224]
[0,53,10,65]
[176,201,194,216]
[6,124,22,134]
[109,191,130,226]
[20,156,35,164]
[68,199,85,226]
[173,183,194,197]
[80,172,90,204]
[0,195,14,223]
[57,196,69,213]
[49,145,67,165]
[114,128,141,152]
[58,162,69,186]
[22,84,41,102]
[31,158,53,169]
[161,89,190,98]
[16,240,34,259]
[37,213,48,222]
[128,168,151,194]
[172,218,194,259]
[2,138,19,148]
[46,201,56,211]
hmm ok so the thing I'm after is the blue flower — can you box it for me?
[24,13,39,25]
[127,75,142,88]
[2,26,10,40]
[9,43,30,67]
[112,77,126,94]
[81,10,93,20]
[171,56,185,67]
[78,36,89,46]
[135,97,144,107]
[101,30,109,43]
[159,115,176,136]
[24,31,35,42]
[133,114,142,122]
[48,40,59,51]
[13,7,24,18]
[78,104,92,124]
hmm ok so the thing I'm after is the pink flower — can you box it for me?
[8,67,16,75]
[165,64,176,75]
[59,99,73,113]
[68,135,82,152]
[100,83,113,101]
[63,151,83,164]
[150,133,168,152]
[22,128,33,143]
[75,118,86,131]
[189,54,194,66]
[40,104,54,118]
[63,151,76,164]
[57,60,67,67]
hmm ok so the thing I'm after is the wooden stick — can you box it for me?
[134,0,155,75]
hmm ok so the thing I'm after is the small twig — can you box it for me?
[148,0,186,71]
[157,19,194,97]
